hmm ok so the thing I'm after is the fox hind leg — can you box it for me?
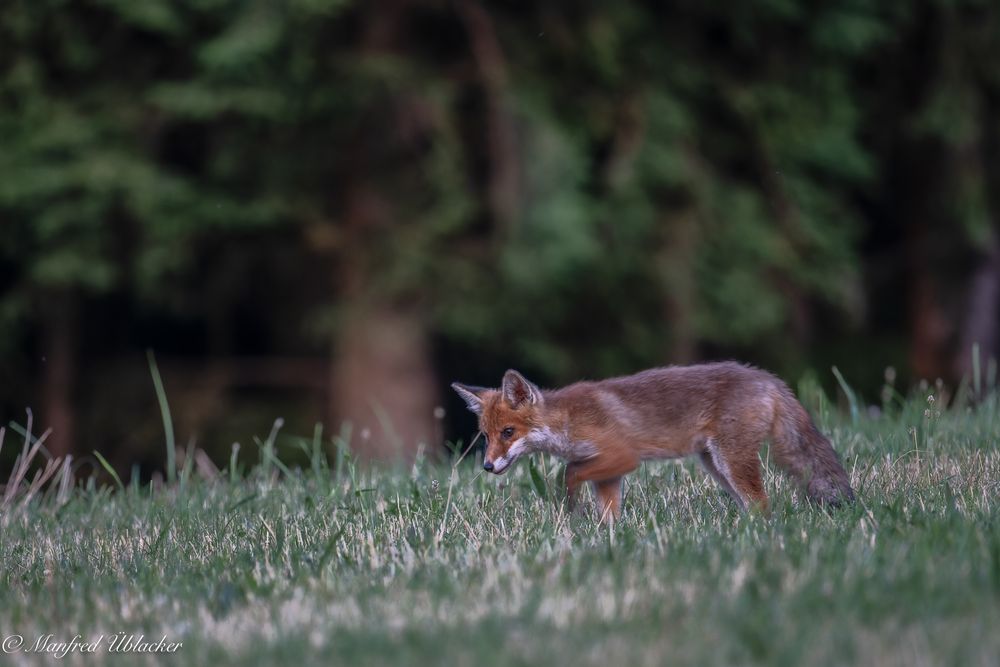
[703,438,769,514]
[699,449,744,509]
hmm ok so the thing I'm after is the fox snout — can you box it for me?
[482,453,512,475]
[483,444,504,474]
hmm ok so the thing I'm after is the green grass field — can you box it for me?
[3,386,1000,666]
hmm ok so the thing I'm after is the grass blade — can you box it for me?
[832,366,860,425]
[528,457,548,500]
[93,450,124,492]
[147,349,176,484]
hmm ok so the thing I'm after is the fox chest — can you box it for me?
[525,427,597,462]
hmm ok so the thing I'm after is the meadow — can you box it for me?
[2,379,1000,666]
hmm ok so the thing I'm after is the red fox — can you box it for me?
[452,362,854,522]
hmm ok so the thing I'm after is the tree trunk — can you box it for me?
[41,297,76,459]
[321,0,441,463]
[658,207,699,363]
[329,305,438,463]
[954,234,1000,381]
[458,0,520,228]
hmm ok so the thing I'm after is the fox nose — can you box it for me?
[483,461,494,472]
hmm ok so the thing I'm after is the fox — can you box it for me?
[452,362,854,522]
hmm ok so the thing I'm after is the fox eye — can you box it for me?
[501,427,515,440]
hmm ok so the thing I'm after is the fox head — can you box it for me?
[451,369,544,474]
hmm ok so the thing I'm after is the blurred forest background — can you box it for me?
[3,0,1000,474]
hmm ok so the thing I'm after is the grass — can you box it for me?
[2,387,1000,666]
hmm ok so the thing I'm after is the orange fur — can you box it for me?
[453,362,854,523]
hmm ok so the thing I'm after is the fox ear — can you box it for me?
[451,382,489,416]
[501,369,542,408]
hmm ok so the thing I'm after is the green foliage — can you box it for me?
[3,0,1000,400]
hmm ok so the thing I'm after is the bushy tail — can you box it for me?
[771,388,855,506]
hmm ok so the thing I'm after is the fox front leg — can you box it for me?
[592,477,624,524]
[565,462,626,523]
[564,462,583,512]
[562,452,639,523]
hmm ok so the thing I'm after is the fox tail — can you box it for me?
[771,388,855,506]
